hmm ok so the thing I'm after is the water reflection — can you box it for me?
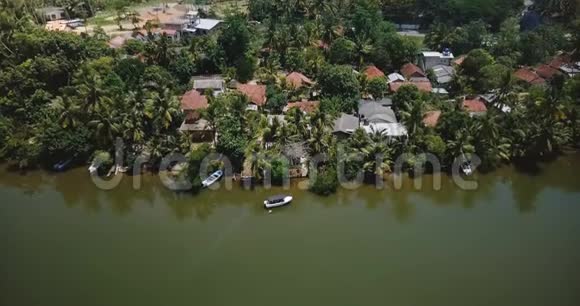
[1,153,580,220]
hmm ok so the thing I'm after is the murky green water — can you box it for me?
[1,154,580,306]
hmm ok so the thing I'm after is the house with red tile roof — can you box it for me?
[389,80,433,93]
[462,97,487,117]
[237,84,267,108]
[514,68,546,86]
[423,110,442,127]
[286,72,314,89]
[535,64,561,80]
[284,100,320,113]
[180,90,209,111]
[179,90,213,140]
[400,63,426,79]
[363,65,385,80]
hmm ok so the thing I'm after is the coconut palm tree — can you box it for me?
[446,126,476,165]
[474,112,511,168]
[76,74,111,115]
[144,88,180,132]
[286,107,308,138]
[361,129,393,176]
[399,98,425,137]
[273,121,296,149]
[88,109,122,148]
[243,139,272,180]
[122,92,146,144]
[51,96,82,129]
[307,110,333,155]
[352,33,373,68]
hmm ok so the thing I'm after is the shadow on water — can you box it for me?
[1,152,580,221]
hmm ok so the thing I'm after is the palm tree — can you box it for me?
[76,74,110,115]
[286,107,308,139]
[144,88,180,132]
[273,121,296,149]
[399,99,425,137]
[474,112,511,168]
[149,34,171,67]
[319,12,340,45]
[51,96,82,129]
[243,139,272,180]
[307,110,333,155]
[249,113,271,149]
[352,33,373,68]
[446,126,476,165]
[309,0,334,18]
[122,92,146,145]
[88,110,122,148]
[361,129,393,176]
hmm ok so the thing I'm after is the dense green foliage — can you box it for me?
[1,0,579,197]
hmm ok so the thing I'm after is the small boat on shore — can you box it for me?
[461,162,473,175]
[264,195,293,209]
[202,170,223,187]
[88,164,98,175]
[53,159,72,171]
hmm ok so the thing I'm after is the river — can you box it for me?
[1,153,580,306]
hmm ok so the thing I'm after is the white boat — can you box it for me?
[461,162,473,176]
[264,195,293,209]
[88,164,98,175]
[202,170,223,187]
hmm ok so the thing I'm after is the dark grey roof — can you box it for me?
[366,113,397,124]
[359,98,392,107]
[333,113,359,134]
[432,65,455,84]
[358,102,397,123]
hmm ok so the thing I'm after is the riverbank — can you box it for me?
[1,151,580,306]
[2,152,579,218]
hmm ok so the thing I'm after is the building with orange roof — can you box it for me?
[237,84,267,109]
[514,68,546,85]
[286,72,314,89]
[535,64,561,80]
[180,90,209,111]
[363,65,385,80]
[462,97,487,117]
[400,63,426,79]
[179,90,213,140]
